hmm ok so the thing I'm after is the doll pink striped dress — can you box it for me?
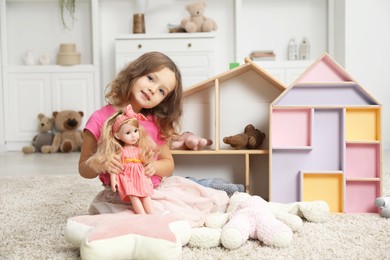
[116,146,153,201]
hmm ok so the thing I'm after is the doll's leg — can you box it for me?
[129,196,146,214]
[141,196,154,214]
[110,173,118,192]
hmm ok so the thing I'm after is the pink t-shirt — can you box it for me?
[84,104,164,188]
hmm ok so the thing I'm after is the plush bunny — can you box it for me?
[188,192,329,249]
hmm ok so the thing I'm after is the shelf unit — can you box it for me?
[173,58,286,196]
[270,53,382,213]
[0,0,101,150]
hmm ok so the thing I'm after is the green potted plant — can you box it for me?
[59,0,76,30]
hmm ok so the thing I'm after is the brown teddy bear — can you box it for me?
[170,131,213,151]
[223,124,265,150]
[180,1,217,33]
[22,113,54,154]
[41,110,84,153]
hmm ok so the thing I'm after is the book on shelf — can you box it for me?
[250,50,276,61]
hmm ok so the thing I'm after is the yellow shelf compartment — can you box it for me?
[345,107,380,142]
[300,171,344,213]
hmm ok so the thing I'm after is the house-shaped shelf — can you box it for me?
[172,58,286,196]
[270,53,382,213]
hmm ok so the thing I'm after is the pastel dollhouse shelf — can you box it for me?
[173,53,382,213]
[270,53,382,213]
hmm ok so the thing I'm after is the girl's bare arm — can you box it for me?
[78,131,100,179]
[144,143,174,178]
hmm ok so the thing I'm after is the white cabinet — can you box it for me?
[0,0,100,151]
[115,33,216,89]
[3,67,96,150]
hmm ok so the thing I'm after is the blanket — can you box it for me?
[65,176,230,259]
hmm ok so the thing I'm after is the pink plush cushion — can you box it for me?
[65,212,191,259]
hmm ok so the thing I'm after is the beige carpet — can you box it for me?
[0,173,389,259]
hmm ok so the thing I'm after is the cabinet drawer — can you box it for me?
[116,52,213,72]
[116,38,215,53]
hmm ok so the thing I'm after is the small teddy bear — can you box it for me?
[41,110,84,153]
[223,124,265,149]
[186,176,245,197]
[180,1,217,33]
[170,131,212,151]
[22,113,54,154]
[375,196,390,218]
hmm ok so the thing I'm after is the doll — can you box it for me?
[88,105,157,214]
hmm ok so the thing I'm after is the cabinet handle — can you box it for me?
[138,44,142,49]
[187,43,192,48]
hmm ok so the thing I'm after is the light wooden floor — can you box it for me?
[0,150,389,177]
[0,151,80,177]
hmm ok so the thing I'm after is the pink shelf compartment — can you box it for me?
[345,180,380,213]
[271,108,312,148]
[345,143,380,179]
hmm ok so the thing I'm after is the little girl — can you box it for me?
[87,105,157,214]
[78,52,183,214]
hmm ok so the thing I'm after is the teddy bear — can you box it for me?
[223,124,266,149]
[375,195,390,218]
[180,1,217,33]
[170,131,212,151]
[186,176,245,197]
[22,113,54,154]
[41,110,84,153]
[188,192,329,249]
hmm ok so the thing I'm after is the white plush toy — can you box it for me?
[188,192,329,249]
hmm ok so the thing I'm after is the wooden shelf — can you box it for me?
[172,149,269,155]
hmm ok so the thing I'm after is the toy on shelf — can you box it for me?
[170,131,212,151]
[223,124,265,150]
[180,1,217,33]
[22,113,54,154]
[42,110,84,153]
[186,176,245,197]
[375,196,390,218]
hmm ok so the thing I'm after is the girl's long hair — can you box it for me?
[105,52,183,140]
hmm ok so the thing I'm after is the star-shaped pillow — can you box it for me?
[65,211,191,259]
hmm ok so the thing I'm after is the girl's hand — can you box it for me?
[107,154,123,175]
[144,162,156,177]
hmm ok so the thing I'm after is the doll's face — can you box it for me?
[114,122,140,145]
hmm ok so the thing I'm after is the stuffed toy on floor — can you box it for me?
[186,176,245,197]
[188,192,329,249]
[375,195,390,218]
[22,113,54,154]
[42,110,84,153]
[65,212,191,260]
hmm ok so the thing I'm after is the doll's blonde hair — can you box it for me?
[87,109,157,173]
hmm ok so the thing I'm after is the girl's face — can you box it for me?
[114,122,140,146]
[129,67,176,112]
